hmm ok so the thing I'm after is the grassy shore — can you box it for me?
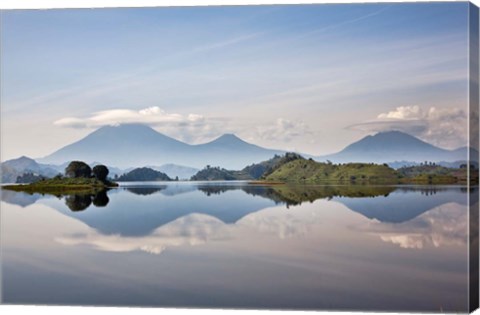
[2,177,118,195]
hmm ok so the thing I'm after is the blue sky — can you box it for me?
[1,2,471,160]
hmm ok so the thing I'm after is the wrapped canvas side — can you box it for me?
[469,2,479,313]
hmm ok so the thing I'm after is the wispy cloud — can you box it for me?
[302,5,392,37]
[1,4,470,160]
[191,32,264,53]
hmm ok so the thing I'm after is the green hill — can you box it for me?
[190,153,304,181]
[117,167,172,181]
[190,166,238,181]
[190,153,466,184]
[263,159,399,184]
[242,152,304,179]
[262,158,464,184]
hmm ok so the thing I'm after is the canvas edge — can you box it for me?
[469,1,480,313]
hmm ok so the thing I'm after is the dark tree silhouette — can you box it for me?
[65,194,92,211]
[92,190,110,207]
[65,161,92,178]
[93,164,109,181]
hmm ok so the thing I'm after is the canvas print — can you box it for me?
[0,2,479,312]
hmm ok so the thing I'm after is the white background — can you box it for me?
[1,0,479,314]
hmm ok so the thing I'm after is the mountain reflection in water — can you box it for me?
[1,182,474,311]
[2,183,472,235]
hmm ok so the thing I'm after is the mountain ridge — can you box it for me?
[38,124,285,169]
[5,126,475,179]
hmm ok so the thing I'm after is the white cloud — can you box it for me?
[54,106,229,144]
[377,105,423,120]
[54,106,203,128]
[349,105,467,149]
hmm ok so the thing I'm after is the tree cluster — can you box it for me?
[65,161,109,182]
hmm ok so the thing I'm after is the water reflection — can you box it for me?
[65,190,110,211]
[358,202,468,249]
[56,214,230,255]
[1,184,471,246]
[126,186,166,196]
[1,183,473,311]
[197,184,397,206]
[2,184,471,225]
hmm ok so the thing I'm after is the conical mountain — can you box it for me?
[320,131,468,163]
[39,124,284,169]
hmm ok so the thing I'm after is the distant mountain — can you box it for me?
[1,156,60,183]
[387,160,480,169]
[39,124,285,169]
[319,131,471,163]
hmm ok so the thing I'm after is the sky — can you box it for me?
[0,2,472,160]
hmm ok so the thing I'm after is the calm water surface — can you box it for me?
[0,182,476,312]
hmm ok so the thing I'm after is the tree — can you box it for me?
[65,161,92,178]
[93,164,109,181]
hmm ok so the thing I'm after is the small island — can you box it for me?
[3,161,118,194]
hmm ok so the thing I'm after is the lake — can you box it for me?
[1,182,476,312]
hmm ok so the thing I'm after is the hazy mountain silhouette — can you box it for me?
[7,127,475,173]
[39,124,284,169]
[319,131,472,163]
[1,156,60,183]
